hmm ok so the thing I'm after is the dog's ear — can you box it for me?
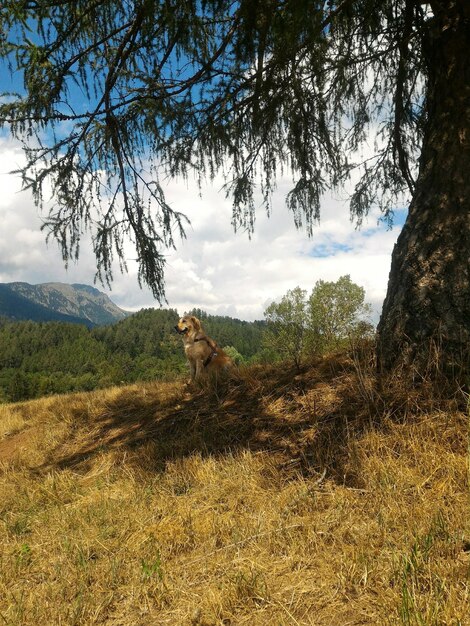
[190,316,201,330]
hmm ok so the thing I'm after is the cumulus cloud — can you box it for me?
[162,175,402,322]
[0,136,404,322]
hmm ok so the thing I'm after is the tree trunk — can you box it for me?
[377,4,470,375]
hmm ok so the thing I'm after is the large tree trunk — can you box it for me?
[377,4,470,375]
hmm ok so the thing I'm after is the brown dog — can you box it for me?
[175,315,233,382]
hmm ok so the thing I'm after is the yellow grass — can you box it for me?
[0,358,468,625]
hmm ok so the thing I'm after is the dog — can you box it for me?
[174,315,233,382]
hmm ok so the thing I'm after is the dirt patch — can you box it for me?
[0,427,40,464]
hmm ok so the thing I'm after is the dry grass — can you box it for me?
[0,358,468,625]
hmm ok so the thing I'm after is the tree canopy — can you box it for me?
[264,286,307,369]
[1,1,469,371]
[1,0,425,293]
[308,275,372,353]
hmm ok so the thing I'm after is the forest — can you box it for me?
[0,309,266,402]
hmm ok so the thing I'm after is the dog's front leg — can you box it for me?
[188,360,196,384]
[195,359,204,381]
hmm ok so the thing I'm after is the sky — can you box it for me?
[0,135,406,323]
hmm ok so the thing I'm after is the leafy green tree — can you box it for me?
[1,1,468,371]
[222,345,245,366]
[264,278,372,366]
[307,275,372,354]
[264,287,308,370]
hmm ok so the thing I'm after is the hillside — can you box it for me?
[0,359,468,625]
[1,282,129,325]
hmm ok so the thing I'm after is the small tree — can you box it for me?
[263,287,307,370]
[223,346,245,366]
[307,275,372,354]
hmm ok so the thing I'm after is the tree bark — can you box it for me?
[377,3,470,375]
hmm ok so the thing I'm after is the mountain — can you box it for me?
[0,282,129,326]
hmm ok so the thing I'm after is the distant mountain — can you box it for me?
[0,282,129,326]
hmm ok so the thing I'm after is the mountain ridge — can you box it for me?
[0,281,130,326]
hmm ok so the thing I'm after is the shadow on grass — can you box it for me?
[43,358,378,481]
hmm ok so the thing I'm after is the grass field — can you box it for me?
[0,356,468,625]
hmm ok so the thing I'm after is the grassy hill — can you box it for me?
[0,358,468,625]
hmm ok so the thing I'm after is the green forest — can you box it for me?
[0,309,266,402]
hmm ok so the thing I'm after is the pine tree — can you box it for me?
[1,1,469,372]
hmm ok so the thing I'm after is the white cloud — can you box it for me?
[0,136,404,323]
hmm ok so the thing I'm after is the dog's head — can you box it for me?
[174,315,201,335]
